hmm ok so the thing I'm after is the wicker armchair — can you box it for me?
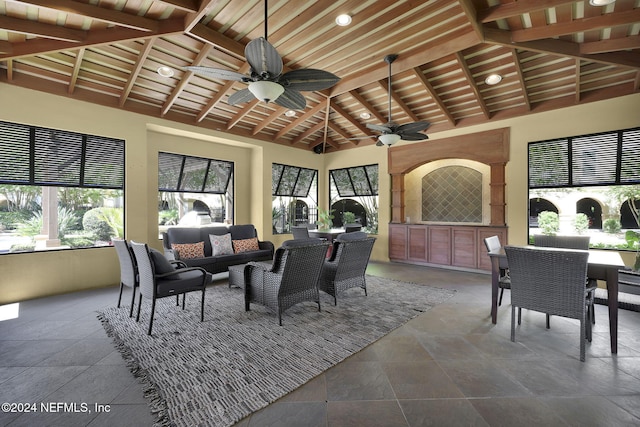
[533,234,590,250]
[291,226,311,239]
[505,246,595,361]
[244,239,330,325]
[319,232,376,305]
[483,236,511,306]
[130,241,211,335]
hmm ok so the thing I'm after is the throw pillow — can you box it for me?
[232,237,260,254]
[149,248,175,274]
[209,233,234,256]
[171,242,205,259]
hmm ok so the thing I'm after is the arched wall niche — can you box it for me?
[388,128,510,226]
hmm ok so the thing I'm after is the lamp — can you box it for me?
[378,134,401,146]
[589,0,615,5]
[248,81,284,103]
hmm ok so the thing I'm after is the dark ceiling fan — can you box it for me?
[365,54,431,146]
[185,0,340,110]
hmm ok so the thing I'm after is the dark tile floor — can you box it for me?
[1,261,639,426]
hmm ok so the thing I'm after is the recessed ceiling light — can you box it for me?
[285,110,296,117]
[157,66,174,77]
[589,0,615,5]
[335,14,352,26]
[485,73,502,85]
[360,112,371,119]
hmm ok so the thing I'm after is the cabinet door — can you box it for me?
[452,227,477,268]
[389,224,408,260]
[428,226,451,265]
[408,226,427,261]
[477,228,508,271]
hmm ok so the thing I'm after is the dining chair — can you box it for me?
[113,239,138,317]
[483,235,511,306]
[291,226,310,239]
[130,241,210,335]
[344,224,362,233]
[505,245,595,361]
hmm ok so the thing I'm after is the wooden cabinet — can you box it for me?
[388,224,507,271]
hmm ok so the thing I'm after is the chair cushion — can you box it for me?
[210,233,234,256]
[233,237,260,253]
[149,248,175,274]
[171,242,205,259]
[336,231,368,241]
[281,238,323,248]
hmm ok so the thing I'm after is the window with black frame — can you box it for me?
[158,152,234,231]
[272,163,318,234]
[528,127,640,250]
[0,121,124,253]
[329,164,378,233]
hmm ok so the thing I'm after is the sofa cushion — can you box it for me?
[229,224,258,240]
[233,237,260,253]
[210,233,234,256]
[171,242,205,259]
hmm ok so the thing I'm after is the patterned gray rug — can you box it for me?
[97,275,455,427]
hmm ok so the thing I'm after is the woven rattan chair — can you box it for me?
[114,239,138,317]
[291,226,311,239]
[244,239,329,325]
[130,241,210,335]
[505,245,596,361]
[344,224,362,233]
[319,232,375,305]
[483,235,511,306]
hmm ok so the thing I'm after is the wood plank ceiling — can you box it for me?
[1,0,638,152]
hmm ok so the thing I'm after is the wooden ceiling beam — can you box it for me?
[0,40,12,54]
[0,14,86,42]
[12,0,160,32]
[410,67,456,126]
[184,0,217,32]
[457,0,484,41]
[330,102,374,141]
[510,50,531,111]
[252,106,288,135]
[275,102,324,139]
[289,121,324,146]
[581,35,640,54]
[68,47,85,95]
[512,9,640,43]
[455,52,490,119]
[348,90,386,124]
[478,0,574,23]
[153,0,198,13]
[485,28,640,69]
[0,17,184,60]
[227,99,259,130]
[376,78,420,122]
[162,44,213,115]
[121,39,155,107]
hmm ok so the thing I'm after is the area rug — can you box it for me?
[97,275,455,427]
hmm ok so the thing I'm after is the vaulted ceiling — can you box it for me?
[1,0,639,152]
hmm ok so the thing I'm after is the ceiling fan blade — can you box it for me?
[274,87,306,110]
[227,88,255,105]
[366,123,392,133]
[280,69,340,91]
[396,121,431,134]
[399,133,429,141]
[245,37,283,78]
[184,66,248,81]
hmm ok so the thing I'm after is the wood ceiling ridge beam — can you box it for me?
[410,68,456,125]
[455,52,490,119]
[187,23,245,59]
[184,0,217,32]
[154,0,198,13]
[13,0,160,32]
[457,0,484,42]
[581,35,640,54]
[330,30,480,96]
[511,8,640,43]
[162,44,213,115]
[509,50,531,111]
[484,28,639,69]
[478,0,574,23]
[121,39,155,107]
[0,17,185,60]
[0,14,86,43]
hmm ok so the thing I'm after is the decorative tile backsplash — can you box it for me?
[422,166,482,222]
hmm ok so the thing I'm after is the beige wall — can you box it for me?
[0,83,638,304]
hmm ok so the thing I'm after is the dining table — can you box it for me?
[488,245,626,354]
[308,228,346,243]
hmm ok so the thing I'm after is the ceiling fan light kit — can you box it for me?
[379,134,401,146]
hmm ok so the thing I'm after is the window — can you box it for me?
[528,127,640,249]
[0,121,124,253]
[272,163,318,234]
[158,152,234,230]
[329,164,378,233]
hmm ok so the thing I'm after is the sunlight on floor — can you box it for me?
[0,303,19,321]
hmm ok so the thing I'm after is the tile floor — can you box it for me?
[1,261,639,427]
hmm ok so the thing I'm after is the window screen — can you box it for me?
[272,164,317,197]
[158,152,233,194]
[330,164,378,197]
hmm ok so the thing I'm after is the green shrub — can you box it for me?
[61,235,96,248]
[0,211,30,231]
[603,218,622,234]
[342,211,356,224]
[574,213,589,234]
[9,243,35,253]
[83,208,119,241]
[15,207,79,237]
[159,209,179,225]
[537,211,559,235]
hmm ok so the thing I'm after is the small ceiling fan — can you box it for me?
[365,54,431,146]
[185,0,340,110]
